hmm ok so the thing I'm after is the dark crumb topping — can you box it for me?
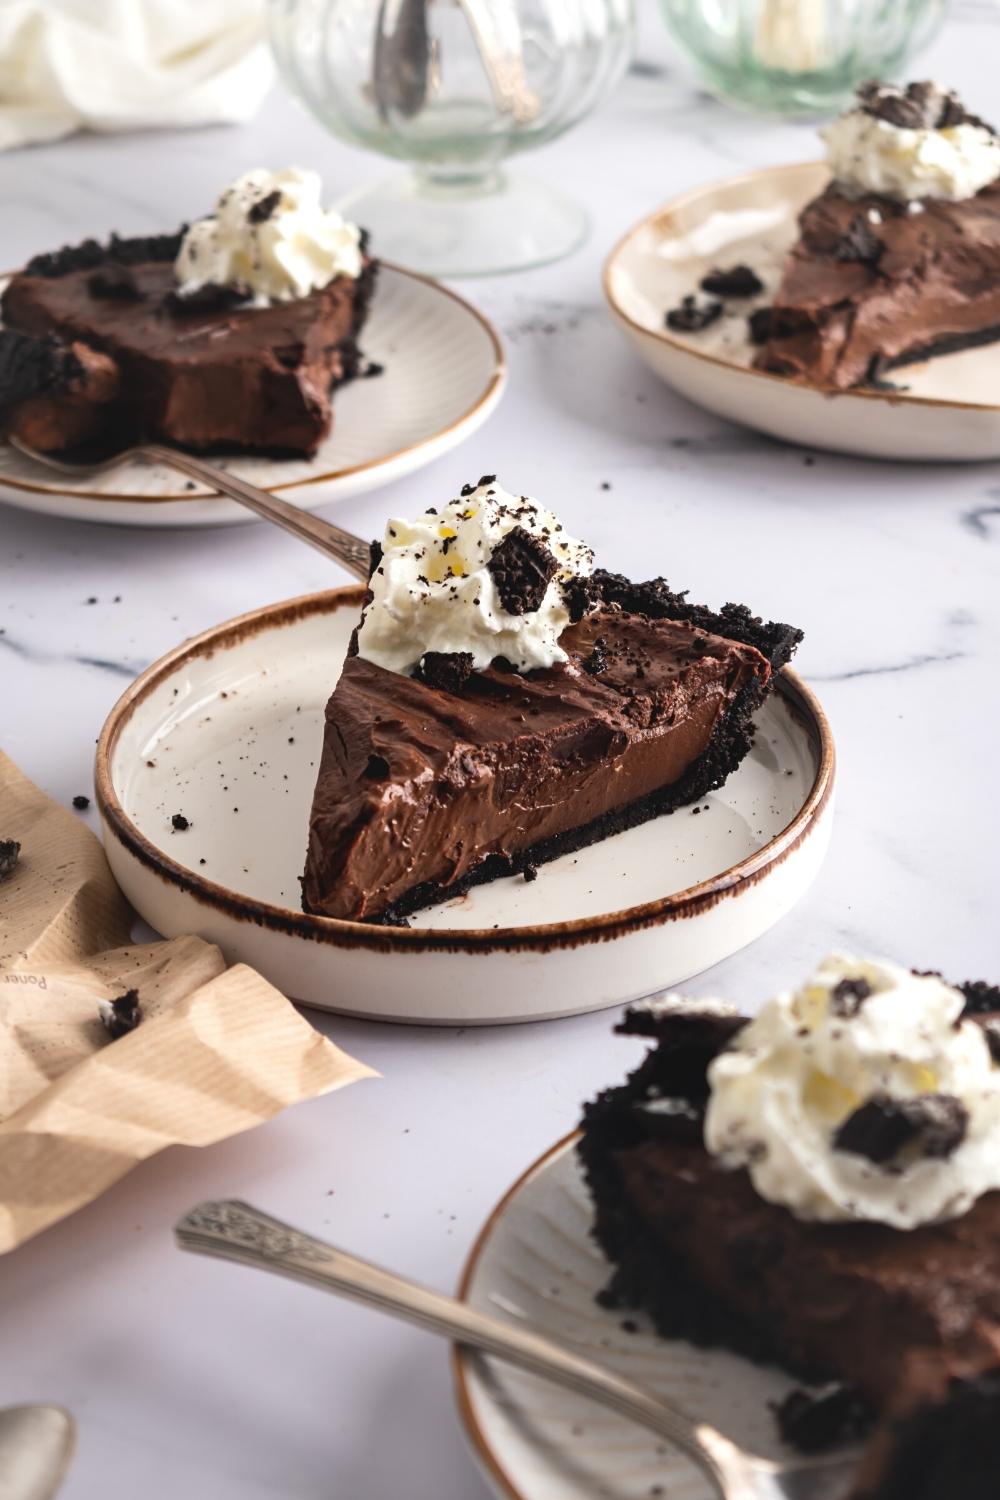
[982,1020,1000,1064]
[699,265,763,298]
[857,78,994,135]
[582,636,608,675]
[378,910,411,928]
[88,265,144,301]
[72,794,90,810]
[171,813,190,831]
[958,979,1000,1015]
[165,281,253,316]
[834,1093,968,1165]
[414,650,475,694]
[773,1383,874,1455]
[0,839,20,881]
[562,574,599,623]
[361,360,384,379]
[522,863,538,883]
[368,539,383,579]
[247,189,282,225]
[0,329,83,410]
[24,229,186,279]
[747,306,774,345]
[665,295,722,333]
[100,988,142,1040]
[833,214,884,267]
[488,526,557,616]
[830,976,872,1016]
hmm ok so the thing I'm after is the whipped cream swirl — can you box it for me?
[174,168,363,305]
[705,956,1000,1230]
[823,80,1000,203]
[355,479,594,677]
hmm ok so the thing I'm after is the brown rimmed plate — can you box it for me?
[604,161,1000,462]
[95,586,835,1023]
[0,264,505,527]
[454,1134,830,1499]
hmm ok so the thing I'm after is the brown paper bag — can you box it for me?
[0,750,374,1251]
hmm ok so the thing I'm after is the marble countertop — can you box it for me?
[2,6,999,1498]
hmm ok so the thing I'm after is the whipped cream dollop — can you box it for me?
[704,956,1000,1230]
[174,168,363,305]
[823,80,1000,202]
[355,479,594,677]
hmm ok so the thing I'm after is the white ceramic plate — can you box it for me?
[0,264,505,527]
[456,1135,834,1500]
[604,161,1000,462]
[96,587,835,1024]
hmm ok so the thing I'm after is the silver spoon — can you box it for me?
[7,437,372,582]
[176,1199,858,1500]
[0,1406,75,1500]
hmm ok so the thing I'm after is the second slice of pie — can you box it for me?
[302,479,802,922]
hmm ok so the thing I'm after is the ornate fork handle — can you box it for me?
[142,445,372,579]
[176,1199,746,1498]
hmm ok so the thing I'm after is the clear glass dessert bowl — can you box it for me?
[268,0,635,276]
[658,0,946,118]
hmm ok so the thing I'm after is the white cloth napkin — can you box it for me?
[0,0,274,151]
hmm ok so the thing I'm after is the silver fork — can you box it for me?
[7,436,372,582]
[176,1200,858,1500]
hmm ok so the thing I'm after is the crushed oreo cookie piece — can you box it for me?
[830,976,872,1017]
[171,813,190,831]
[415,650,476,694]
[523,863,538,883]
[857,79,995,135]
[369,538,383,578]
[834,1093,969,1165]
[72,795,90,810]
[488,526,557,616]
[379,910,411,929]
[699,265,763,298]
[361,360,384,379]
[833,214,884,267]
[665,295,722,333]
[166,282,254,316]
[478,473,497,487]
[982,1019,1000,1064]
[583,636,608,675]
[98,988,142,1040]
[747,306,774,345]
[247,189,282,225]
[0,328,83,409]
[0,839,20,881]
[957,979,1000,1015]
[562,574,599,623]
[773,1383,874,1455]
[88,265,143,301]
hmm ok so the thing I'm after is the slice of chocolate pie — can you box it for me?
[0,168,377,457]
[755,81,1000,390]
[302,479,802,922]
[579,959,1000,1499]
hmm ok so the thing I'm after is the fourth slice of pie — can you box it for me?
[579,957,1000,1499]
[302,479,802,922]
[756,80,1000,390]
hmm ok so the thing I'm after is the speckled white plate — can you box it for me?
[96,586,834,1024]
[0,264,505,527]
[604,161,1000,462]
[456,1134,839,1500]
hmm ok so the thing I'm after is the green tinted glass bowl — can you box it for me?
[658,0,946,117]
